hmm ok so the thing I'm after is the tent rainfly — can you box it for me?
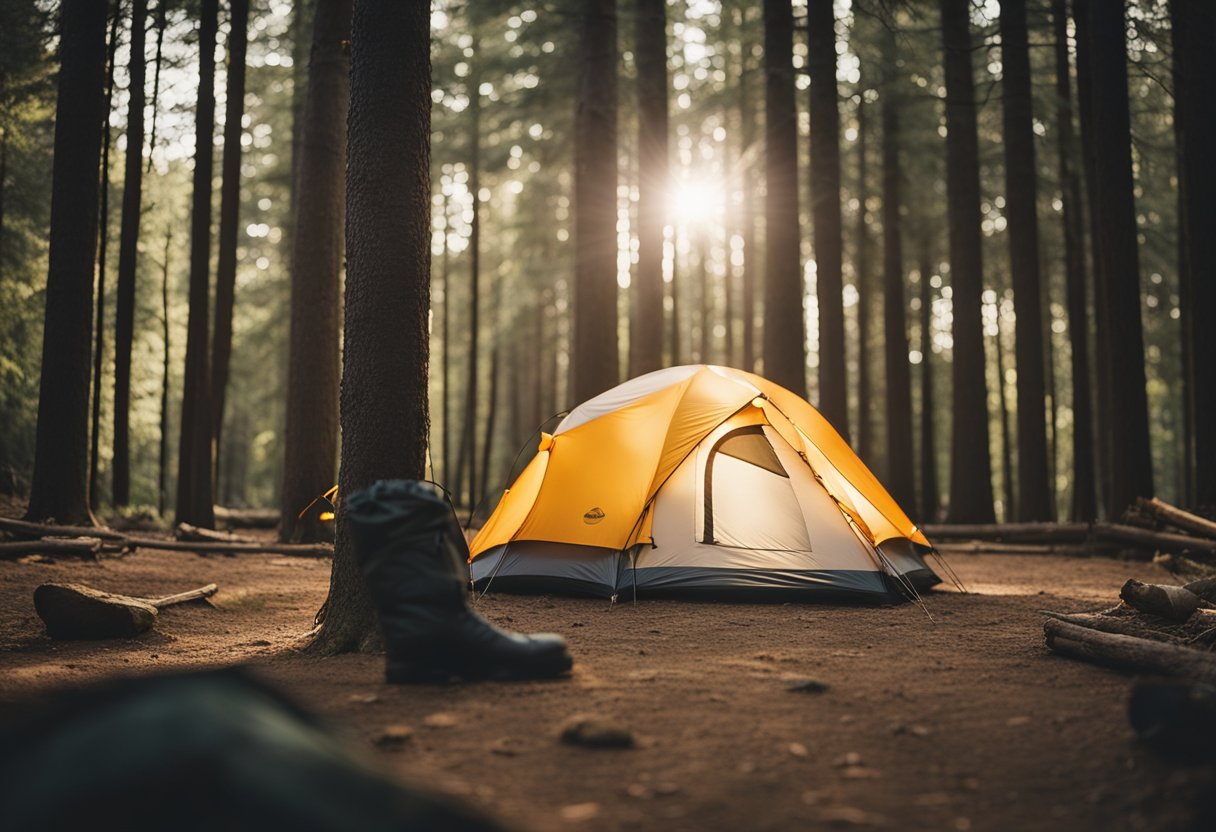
[470,365,941,602]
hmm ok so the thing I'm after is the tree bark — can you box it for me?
[762,0,806,397]
[1051,0,1096,522]
[145,0,167,174]
[279,0,350,543]
[25,0,108,526]
[739,7,757,373]
[90,6,121,511]
[1083,0,1154,518]
[174,0,219,529]
[440,195,451,485]
[158,230,171,516]
[919,242,939,523]
[879,38,916,516]
[807,0,847,438]
[940,0,995,523]
[1044,618,1216,683]
[461,57,481,507]
[112,0,148,508]
[631,0,666,377]
[309,0,431,655]
[1073,0,1112,516]
[1171,0,1216,512]
[854,91,874,463]
[572,0,619,402]
[210,0,251,476]
[999,0,1051,521]
[994,307,1016,520]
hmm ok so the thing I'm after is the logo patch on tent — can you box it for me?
[583,507,606,525]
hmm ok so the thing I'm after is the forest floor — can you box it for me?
[1,516,1212,831]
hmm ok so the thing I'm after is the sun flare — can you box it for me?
[667,178,723,227]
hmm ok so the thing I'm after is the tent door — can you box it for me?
[698,426,812,552]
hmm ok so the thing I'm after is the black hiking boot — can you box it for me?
[346,479,573,683]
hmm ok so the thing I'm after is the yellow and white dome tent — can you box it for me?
[469,365,941,602]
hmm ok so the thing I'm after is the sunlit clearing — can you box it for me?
[668,178,722,227]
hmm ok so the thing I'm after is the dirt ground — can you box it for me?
[1,533,1212,831]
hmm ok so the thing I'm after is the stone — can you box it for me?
[558,714,634,749]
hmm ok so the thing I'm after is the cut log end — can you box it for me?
[34,583,158,640]
[1119,579,1205,622]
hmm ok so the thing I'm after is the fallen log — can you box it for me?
[0,537,103,559]
[1183,578,1216,605]
[1041,610,1182,643]
[935,540,1108,557]
[0,516,127,542]
[1119,579,1210,622]
[1043,618,1216,682]
[174,522,256,545]
[123,537,332,557]
[1092,524,1216,556]
[33,582,218,639]
[1138,497,1216,542]
[924,522,1091,542]
[214,506,279,530]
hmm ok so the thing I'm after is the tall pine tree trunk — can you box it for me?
[807,0,847,437]
[1084,0,1153,517]
[112,0,148,508]
[175,0,219,528]
[158,230,172,517]
[854,91,874,463]
[941,0,995,523]
[919,242,939,522]
[439,196,451,485]
[279,0,351,542]
[572,0,619,403]
[1172,0,1216,511]
[310,0,431,655]
[631,0,666,377]
[89,7,121,511]
[739,9,757,373]
[994,307,1016,520]
[459,59,481,507]
[1073,0,1113,515]
[211,0,251,477]
[26,0,108,526]
[879,42,916,515]
[1000,0,1051,521]
[1052,0,1096,521]
[762,0,806,397]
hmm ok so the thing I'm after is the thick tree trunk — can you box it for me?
[762,0,806,397]
[631,0,666,377]
[919,242,939,523]
[1000,0,1052,521]
[807,0,848,438]
[1083,0,1153,518]
[1172,0,1216,512]
[940,0,995,523]
[112,0,148,508]
[25,0,108,526]
[1073,0,1112,515]
[90,7,121,512]
[879,49,916,516]
[174,0,219,528]
[210,0,251,477]
[279,0,350,543]
[1051,0,1096,521]
[854,93,874,463]
[309,0,431,655]
[572,0,619,402]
